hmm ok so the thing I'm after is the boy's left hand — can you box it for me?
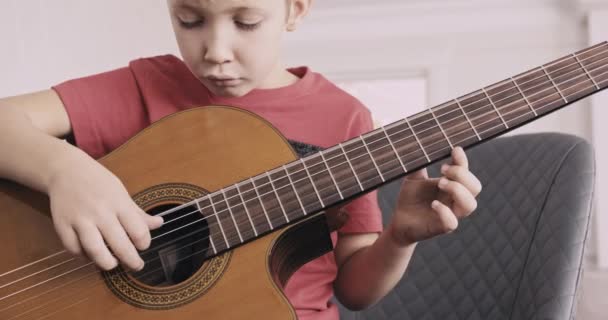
[388,147,482,246]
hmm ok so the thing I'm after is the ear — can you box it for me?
[286,0,313,32]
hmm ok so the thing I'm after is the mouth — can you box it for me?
[205,75,243,87]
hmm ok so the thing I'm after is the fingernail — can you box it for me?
[441,164,449,174]
[432,200,440,209]
[438,178,448,188]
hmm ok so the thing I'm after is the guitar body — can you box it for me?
[0,107,334,320]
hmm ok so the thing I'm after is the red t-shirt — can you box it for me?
[52,55,383,320]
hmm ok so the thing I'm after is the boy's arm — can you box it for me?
[0,91,162,271]
[333,231,415,311]
[0,90,76,193]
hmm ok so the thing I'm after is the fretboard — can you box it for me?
[193,41,608,256]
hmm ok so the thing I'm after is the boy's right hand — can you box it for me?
[47,155,164,271]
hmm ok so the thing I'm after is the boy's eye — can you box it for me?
[235,20,261,31]
[178,18,204,29]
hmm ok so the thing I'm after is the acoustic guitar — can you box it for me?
[1,42,607,320]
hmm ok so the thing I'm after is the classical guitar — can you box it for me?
[1,42,607,320]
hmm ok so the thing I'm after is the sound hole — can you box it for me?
[131,203,210,287]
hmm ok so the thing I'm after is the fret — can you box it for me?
[579,45,608,90]
[239,180,272,234]
[381,126,408,174]
[319,152,344,200]
[407,111,451,161]
[364,130,404,179]
[253,174,288,226]
[404,117,431,162]
[485,79,535,128]
[545,55,599,104]
[196,200,217,254]
[360,135,385,182]
[220,188,244,243]
[208,194,230,248]
[385,121,428,171]
[339,143,364,191]
[511,77,537,116]
[481,88,509,129]
[266,172,289,223]
[454,98,482,140]
[250,177,274,229]
[428,108,454,149]
[592,66,608,89]
[341,139,383,189]
[282,165,307,217]
[210,193,242,247]
[324,146,363,198]
[235,183,258,237]
[269,168,305,221]
[300,158,325,207]
[510,68,562,117]
[573,53,601,90]
[432,101,478,148]
[577,42,608,71]
[541,65,568,103]
[303,154,341,206]
[285,161,323,214]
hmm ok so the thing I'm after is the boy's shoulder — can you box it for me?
[298,68,372,117]
[128,54,192,81]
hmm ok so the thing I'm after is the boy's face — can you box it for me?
[168,0,303,97]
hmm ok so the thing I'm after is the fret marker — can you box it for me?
[381,126,408,173]
[428,108,455,148]
[481,88,509,129]
[221,188,243,243]
[360,135,385,182]
[235,183,258,237]
[319,152,344,200]
[339,143,364,191]
[454,98,481,141]
[283,165,308,216]
[541,65,568,103]
[573,53,601,90]
[266,172,289,223]
[196,200,217,254]
[511,77,538,116]
[301,158,325,208]
[251,178,274,229]
[405,118,431,162]
[208,195,230,249]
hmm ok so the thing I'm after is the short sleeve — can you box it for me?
[339,107,384,234]
[52,67,148,159]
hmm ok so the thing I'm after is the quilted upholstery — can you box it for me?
[336,133,595,320]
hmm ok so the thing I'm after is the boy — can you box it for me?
[0,0,481,319]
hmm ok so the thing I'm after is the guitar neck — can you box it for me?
[195,41,608,254]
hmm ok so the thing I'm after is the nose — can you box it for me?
[203,27,234,65]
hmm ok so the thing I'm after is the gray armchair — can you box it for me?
[337,133,595,320]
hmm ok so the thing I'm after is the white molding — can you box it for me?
[589,9,608,269]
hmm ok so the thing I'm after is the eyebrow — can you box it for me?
[175,2,265,15]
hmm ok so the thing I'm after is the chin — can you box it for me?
[207,84,253,98]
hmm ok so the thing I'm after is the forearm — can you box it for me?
[333,229,416,310]
[0,105,85,193]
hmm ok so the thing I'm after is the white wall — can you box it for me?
[285,0,592,140]
[0,0,178,97]
[589,8,608,268]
